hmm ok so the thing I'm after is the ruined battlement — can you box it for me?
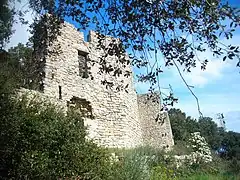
[27,17,174,149]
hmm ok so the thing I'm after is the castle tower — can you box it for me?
[33,18,143,148]
[30,15,174,149]
[137,93,174,149]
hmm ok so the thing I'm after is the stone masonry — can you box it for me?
[25,18,174,149]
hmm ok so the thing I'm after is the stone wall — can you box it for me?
[29,17,174,149]
[37,21,143,148]
[16,88,67,112]
[138,93,174,149]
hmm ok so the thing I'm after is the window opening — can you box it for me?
[59,85,62,99]
[78,50,89,78]
[67,96,94,119]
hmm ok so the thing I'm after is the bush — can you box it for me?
[0,94,110,179]
[227,158,240,175]
[171,141,193,156]
[150,164,177,180]
[107,146,166,180]
[174,154,240,179]
[188,132,213,164]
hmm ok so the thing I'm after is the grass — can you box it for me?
[180,173,240,180]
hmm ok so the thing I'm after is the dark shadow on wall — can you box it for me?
[67,96,94,119]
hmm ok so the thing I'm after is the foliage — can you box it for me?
[7,43,33,66]
[221,131,240,174]
[188,132,212,164]
[107,147,158,180]
[107,146,172,180]
[172,152,239,179]
[24,0,240,106]
[221,131,240,159]
[198,117,225,150]
[107,146,238,180]
[0,0,15,49]
[108,152,150,180]
[171,141,193,156]
[168,108,199,141]
[169,108,238,154]
[169,108,240,174]
[227,158,240,175]
[165,133,212,172]
[0,92,110,179]
[0,42,110,179]
[7,43,34,87]
[150,164,177,180]
[0,52,23,95]
[179,173,239,180]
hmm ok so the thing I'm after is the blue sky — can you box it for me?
[7,0,240,132]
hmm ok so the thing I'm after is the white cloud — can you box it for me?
[176,94,239,116]
[167,34,240,88]
[183,59,231,87]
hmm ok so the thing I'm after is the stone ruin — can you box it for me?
[22,18,174,149]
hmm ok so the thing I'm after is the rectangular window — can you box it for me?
[78,50,89,78]
[59,85,62,100]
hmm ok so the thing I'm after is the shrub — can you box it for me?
[150,164,178,180]
[107,146,165,180]
[227,158,240,175]
[0,94,110,179]
[188,132,213,164]
[171,141,193,156]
